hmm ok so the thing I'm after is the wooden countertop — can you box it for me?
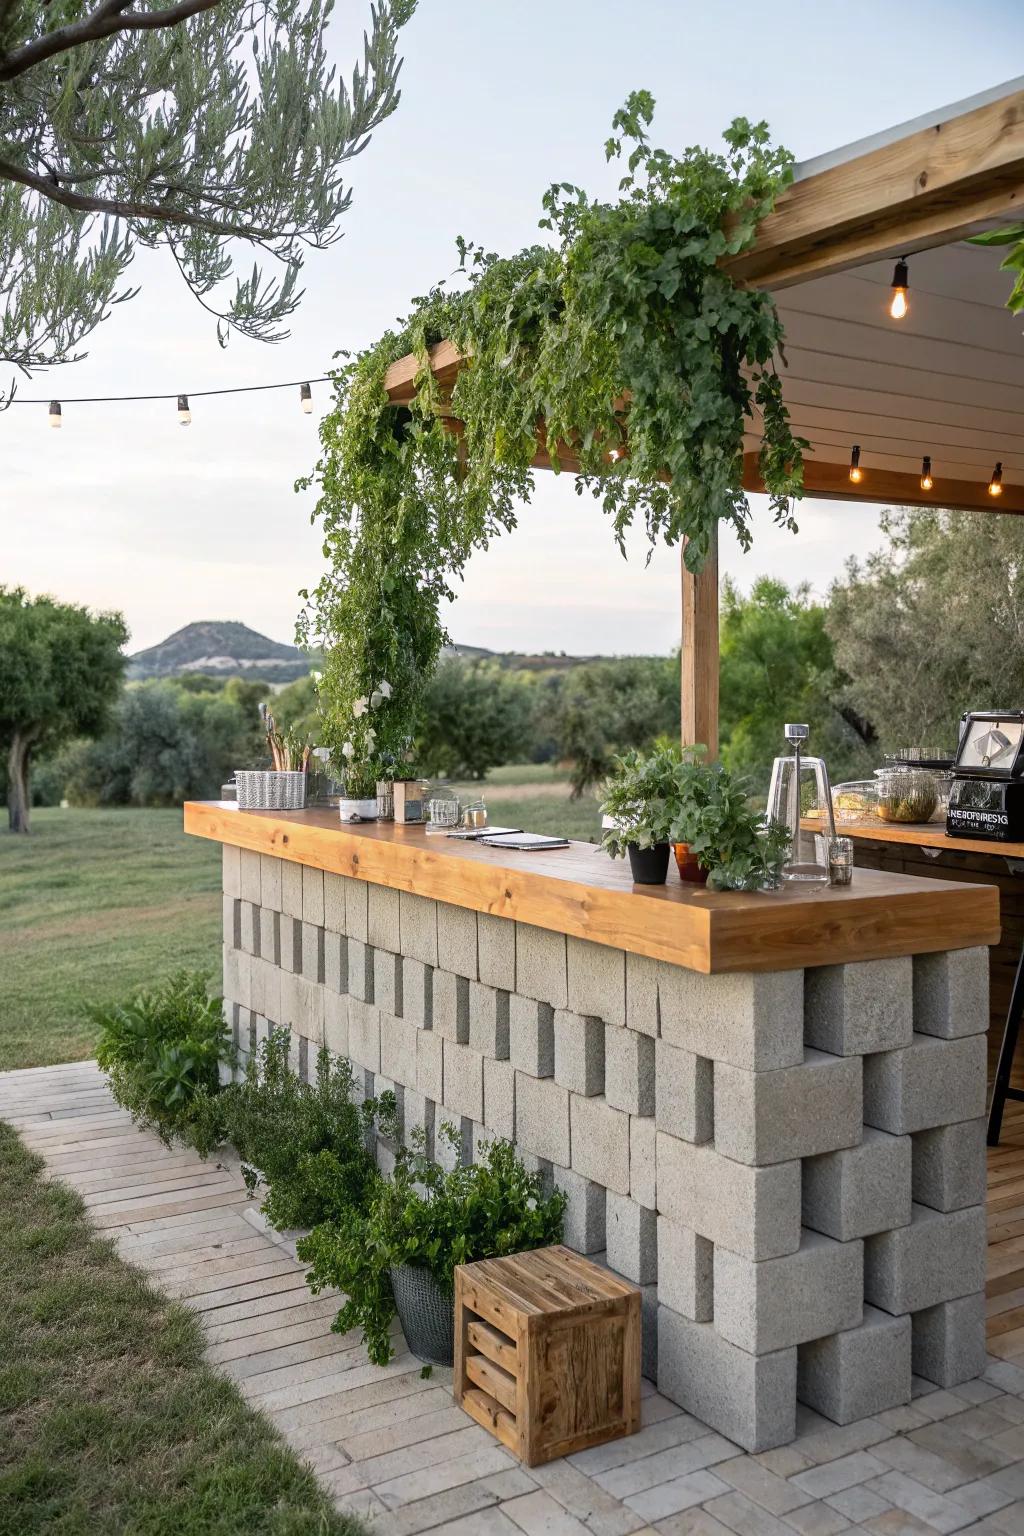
[185,802,1000,975]
[810,818,1024,861]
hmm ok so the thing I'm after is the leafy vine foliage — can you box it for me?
[300,93,805,773]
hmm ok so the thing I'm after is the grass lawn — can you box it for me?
[0,1121,364,1536]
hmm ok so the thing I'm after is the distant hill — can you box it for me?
[127,621,313,684]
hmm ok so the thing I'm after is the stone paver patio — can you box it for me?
[3,1060,1024,1536]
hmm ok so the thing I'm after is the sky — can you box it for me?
[4,0,1021,657]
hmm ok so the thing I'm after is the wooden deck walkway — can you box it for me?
[3,1061,1024,1536]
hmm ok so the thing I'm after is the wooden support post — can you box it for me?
[681,531,719,758]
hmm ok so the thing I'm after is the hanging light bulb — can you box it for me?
[177,394,191,426]
[989,461,1004,497]
[889,257,910,320]
[299,382,313,414]
[48,400,62,429]
[849,445,863,484]
[920,455,933,491]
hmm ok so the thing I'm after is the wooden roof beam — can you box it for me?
[742,451,1024,515]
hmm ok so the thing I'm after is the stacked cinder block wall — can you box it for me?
[221,846,990,1452]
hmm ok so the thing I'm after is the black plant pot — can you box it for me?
[627,842,670,885]
[390,1263,455,1366]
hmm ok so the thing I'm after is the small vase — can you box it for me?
[338,797,379,823]
[627,842,670,885]
[674,842,709,884]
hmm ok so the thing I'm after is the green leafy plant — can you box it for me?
[599,743,683,855]
[92,971,232,1153]
[969,225,1024,312]
[673,751,791,891]
[299,1119,567,1365]
[299,93,804,766]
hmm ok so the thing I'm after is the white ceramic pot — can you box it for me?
[338,797,379,823]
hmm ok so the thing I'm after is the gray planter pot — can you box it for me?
[390,1264,454,1366]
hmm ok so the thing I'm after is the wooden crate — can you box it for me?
[454,1244,641,1466]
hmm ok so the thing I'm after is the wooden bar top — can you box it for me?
[185,803,1000,975]
[817,817,1024,862]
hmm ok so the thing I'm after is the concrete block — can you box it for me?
[714,1230,863,1354]
[404,1088,435,1159]
[239,900,256,955]
[911,1118,987,1212]
[551,1166,606,1254]
[658,1308,796,1452]
[606,1191,657,1283]
[437,901,478,979]
[863,1032,988,1135]
[279,915,302,974]
[402,958,433,1029]
[373,948,403,1018]
[433,970,470,1043]
[222,843,242,898]
[380,1013,418,1091]
[324,931,348,995]
[567,936,626,1027]
[238,1006,256,1054]
[714,1050,863,1167]
[798,1305,912,1424]
[640,1283,658,1382]
[443,1040,484,1122]
[301,865,324,926]
[260,854,282,913]
[323,990,349,1058]
[914,947,990,1039]
[655,1040,713,1143]
[803,1127,912,1241]
[509,995,554,1077]
[240,848,262,905]
[435,1115,472,1172]
[416,1029,443,1103]
[348,998,381,1074]
[469,982,510,1058]
[399,891,438,967]
[804,957,913,1056]
[323,871,346,934]
[605,1026,655,1116]
[301,922,324,984]
[254,958,282,1025]
[514,1072,571,1166]
[864,1202,987,1314]
[258,907,280,966]
[478,913,515,991]
[570,1094,630,1195]
[630,1114,656,1209]
[519,1151,555,1199]
[222,944,249,1009]
[281,972,325,1042]
[554,1010,605,1096]
[483,1058,515,1141]
[657,1217,713,1321]
[516,922,568,1009]
[347,938,375,1004]
[658,965,804,1071]
[626,952,660,1038]
[281,859,303,920]
[345,877,368,941]
[367,883,400,953]
[656,1132,801,1261]
[223,894,241,949]
[911,1292,987,1387]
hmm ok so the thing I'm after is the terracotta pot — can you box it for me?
[674,842,709,884]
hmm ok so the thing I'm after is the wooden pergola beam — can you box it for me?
[742,453,1024,516]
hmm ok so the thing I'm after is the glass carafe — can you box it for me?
[766,724,836,884]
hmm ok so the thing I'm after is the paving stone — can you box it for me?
[398,891,438,967]
[825,1484,894,1524]
[604,1025,655,1117]
[433,970,470,1043]
[655,1040,713,1143]
[657,1216,713,1321]
[469,983,510,1059]
[478,912,515,991]
[913,947,990,1040]
[301,922,324,984]
[657,966,804,1071]
[656,1132,801,1261]
[443,1040,485,1122]
[798,1306,912,1425]
[380,1014,418,1092]
[864,1203,987,1315]
[437,901,478,980]
[912,1293,988,1388]
[281,859,303,920]
[802,1128,912,1242]
[791,1448,888,1499]
[626,952,661,1038]
[605,1191,657,1283]
[716,1451,816,1515]
[867,1466,978,1527]
[862,1033,988,1135]
[509,995,555,1077]
[367,884,401,953]
[348,999,381,1074]
[345,877,368,941]
[323,990,349,1057]
[566,936,626,1027]
[804,958,913,1056]
[714,1050,862,1166]
[571,1093,630,1195]
[301,865,324,926]
[714,1230,863,1354]
[324,931,348,995]
[911,1120,987,1213]
[555,1010,606,1096]
[347,938,375,1003]
[416,1029,443,1103]
[658,1307,797,1453]
[630,1114,657,1209]
[483,1058,515,1141]
[516,922,569,1009]
[223,844,242,898]
[374,948,403,1018]
[552,1165,607,1254]
[323,871,346,933]
[514,1072,571,1167]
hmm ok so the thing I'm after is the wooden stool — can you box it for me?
[454,1245,641,1466]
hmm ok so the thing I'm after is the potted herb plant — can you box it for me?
[674,750,791,891]
[599,744,682,883]
[298,1119,567,1367]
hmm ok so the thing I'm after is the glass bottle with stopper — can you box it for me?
[766,724,836,884]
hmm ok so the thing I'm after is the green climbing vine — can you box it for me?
[298,92,806,779]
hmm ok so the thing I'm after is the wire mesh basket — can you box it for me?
[234,770,308,811]
[390,1264,455,1365]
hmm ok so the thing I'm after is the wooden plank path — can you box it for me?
[4,1061,1024,1536]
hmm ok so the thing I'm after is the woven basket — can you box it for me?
[390,1264,455,1366]
[234,770,307,811]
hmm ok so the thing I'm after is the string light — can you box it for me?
[177,394,191,426]
[889,256,909,320]
[989,461,1004,497]
[849,444,863,483]
[48,400,62,429]
[920,455,933,491]
[300,382,313,414]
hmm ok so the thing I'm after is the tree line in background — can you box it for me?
[6,506,1024,829]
